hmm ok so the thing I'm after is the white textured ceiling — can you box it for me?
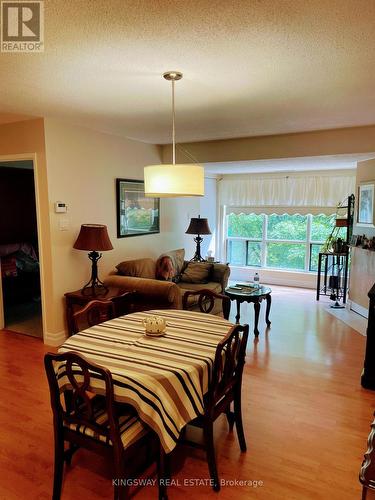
[2,0,375,143]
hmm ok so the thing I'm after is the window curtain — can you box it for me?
[218,171,356,214]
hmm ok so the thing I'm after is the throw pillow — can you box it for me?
[159,249,185,273]
[116,258,156,279]
[179,261,213,284]
[155,256,175,281]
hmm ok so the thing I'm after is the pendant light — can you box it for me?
[144,71,204,197]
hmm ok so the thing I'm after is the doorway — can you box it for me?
[0,160,43,338]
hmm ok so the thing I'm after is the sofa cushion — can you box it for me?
[180,261,213,284]
[157,249,185,281]
[116,258,156,279]
[155,255,175,281]
[178,282,222,307]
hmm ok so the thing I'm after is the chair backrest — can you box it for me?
[110,290,138,317]
[44,351,120,445]
[207,323,249,411]
[182,288,231,320]
[72,299,115,334]
[360,413,375,491]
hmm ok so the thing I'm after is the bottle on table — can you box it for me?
[253,272,260,289]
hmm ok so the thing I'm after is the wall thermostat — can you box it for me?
[54,201,67,213]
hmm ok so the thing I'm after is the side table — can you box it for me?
[65,286,121,336]
[225,285,272,336]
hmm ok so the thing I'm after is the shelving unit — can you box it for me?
[316,252,349,303]
[315,194,354,303]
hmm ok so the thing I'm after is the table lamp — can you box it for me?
[73,224,113,294]
[185,215,211,262]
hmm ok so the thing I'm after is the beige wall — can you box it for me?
[162,125,375,164]
[348,158,375,314]
[354,158,375,238]
[43,118,201,343]
[0,119,54,338]
[349,247,375,312]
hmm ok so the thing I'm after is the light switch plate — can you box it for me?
[59,218,69,231]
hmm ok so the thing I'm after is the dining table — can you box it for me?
[57,309,234,454]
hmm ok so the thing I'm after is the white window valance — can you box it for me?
[226,205,338,216]
[218,171,356,210]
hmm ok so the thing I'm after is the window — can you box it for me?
[226,213,345,272]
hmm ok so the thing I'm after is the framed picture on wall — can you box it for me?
[358,181,375,227]
[116,179,160,238]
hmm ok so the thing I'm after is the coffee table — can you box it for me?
[225,285,272,336]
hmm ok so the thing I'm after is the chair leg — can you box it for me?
[203,419,220,492]
[157,443,168,500]
[234,392,247,452]
[113,483,129,500]
[52,432,64,500]
[362,486,367,500]
[225,408,235,430]
[64,443,79,465]
[113,450,129,500]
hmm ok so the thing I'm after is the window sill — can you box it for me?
[229,265,317,289]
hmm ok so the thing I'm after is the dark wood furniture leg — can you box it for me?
[316,252,322,300]
[203,418,220,491]
[324,253,328,294]
[157,445,168,500]
[342,252,349,303]
[234,384,246,452]
[53,427,64,500]
[265,294,271,326]
[65,298,75,336]
[253,301,260,336]
[235,299,241,324]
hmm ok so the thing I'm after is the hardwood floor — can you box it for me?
[0,286,374,499]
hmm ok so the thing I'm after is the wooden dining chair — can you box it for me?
[186,323,249,491]
[110,290,138,317]
[360,413,375,500]
[44,351,167,500]
[182,288,231,320]
[72,299,115,334]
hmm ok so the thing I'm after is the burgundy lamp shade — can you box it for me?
[73,224,113,294]
[185,217,211,235]
[73,224,113,251]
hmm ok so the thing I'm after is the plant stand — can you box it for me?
[316,252,349,303]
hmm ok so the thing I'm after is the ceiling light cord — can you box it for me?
[172,78,176,165]
[176,144,200,164]
[143,70,204,197]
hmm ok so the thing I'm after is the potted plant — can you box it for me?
[322,228,340,253]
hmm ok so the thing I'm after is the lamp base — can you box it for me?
[81,251,109,295]
[330,301,345,309]
[190,256,206,262]
[190,235,206,262]
[81,281,108,296]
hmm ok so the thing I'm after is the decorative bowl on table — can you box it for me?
[142,316,167,337]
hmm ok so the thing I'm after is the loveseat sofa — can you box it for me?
[103,249,230,315]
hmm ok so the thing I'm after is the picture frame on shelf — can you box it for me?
[357,182,375,227]
[350,234,359,246]
[116,179,160,238]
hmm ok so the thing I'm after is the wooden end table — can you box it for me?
[225,285,272,336]
[65,286,121,336]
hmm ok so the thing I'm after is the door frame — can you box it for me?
[0,153,45,339]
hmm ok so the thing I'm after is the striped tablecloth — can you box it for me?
[58,309,234,453]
